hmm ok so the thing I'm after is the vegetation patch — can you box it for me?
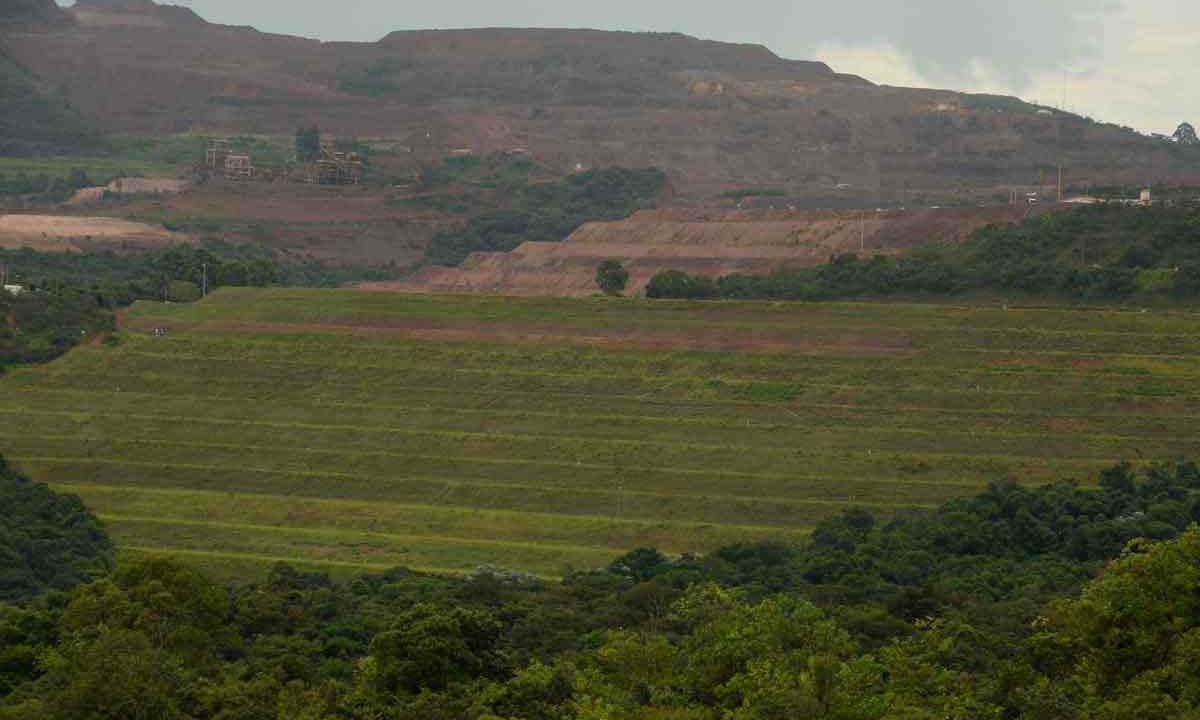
[0,455,112,603]
[646,205,1200,303]
[424,164,666,266]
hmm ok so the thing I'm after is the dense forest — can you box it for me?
[0,458,112,604]
[646,204,1200,302]
[2,457,1199,719]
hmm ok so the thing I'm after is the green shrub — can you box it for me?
[166,280,202,303]
[0,455,113,602]
[595,259,630,295]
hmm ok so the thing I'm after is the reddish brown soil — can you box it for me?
[5,3,1194,202]
[0,214,189,252]
[362,205,1054,297]
[117,180,450,266]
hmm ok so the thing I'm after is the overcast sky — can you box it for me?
[65,0,1194,134]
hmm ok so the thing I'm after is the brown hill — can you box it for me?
[3,1,1196,200]
[365,205,1051,296]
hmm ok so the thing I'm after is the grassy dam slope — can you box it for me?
[4,288,1200,579]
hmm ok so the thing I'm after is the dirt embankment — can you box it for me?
[362,205,1052,297]
[0,214,188,252]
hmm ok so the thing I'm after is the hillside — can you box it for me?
[3,289,1200,577]
[381,205,1051,296]
[0,43,99,155]
[0,0,67,26]
[0,455,113,602]
[1,0,1196,197]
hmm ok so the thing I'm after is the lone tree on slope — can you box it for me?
[596,259,630,296]
[1174,122,1199,146]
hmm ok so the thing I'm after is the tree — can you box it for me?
[295,126,321,163]
[645,270,719,299]
[1046,527,1200,718]
[48,629,185,720]
[0,456,113,603]
[368,603,504,695]
[596,259,630,296]
[1174,122,1198,146]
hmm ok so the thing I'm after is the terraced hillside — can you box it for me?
[3,288,1200,579]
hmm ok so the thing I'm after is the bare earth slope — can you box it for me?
[0,214,187,252]
[369,206,1049,296]
[2,0,1195,199]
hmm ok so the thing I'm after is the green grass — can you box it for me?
[4,288,1200,578]
[0,134,292,186]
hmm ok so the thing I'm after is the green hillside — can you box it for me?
[3,288,1200,578]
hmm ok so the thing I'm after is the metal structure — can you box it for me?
[205,138,232,169]
[308,137,363,185]
[224,154,254,181]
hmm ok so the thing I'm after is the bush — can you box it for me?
[166,280,202,303]
[595,259,629,295]
[645,270,719,299]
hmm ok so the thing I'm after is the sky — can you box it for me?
[64,0,1195,134]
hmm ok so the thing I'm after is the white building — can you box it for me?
[3,284,25,296]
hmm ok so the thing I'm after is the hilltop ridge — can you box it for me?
[1,0,1196,197]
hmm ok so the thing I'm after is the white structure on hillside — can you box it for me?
[3,284,25,296]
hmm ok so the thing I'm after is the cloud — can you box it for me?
[812,0,1197,134]
[779,0,1110,91]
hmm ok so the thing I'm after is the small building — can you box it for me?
[3,284,25,296]
[1140,188,1152,205]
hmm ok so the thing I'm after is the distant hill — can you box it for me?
[0,44,99,155]
[1,0,1197,196]
[0,0,67,26]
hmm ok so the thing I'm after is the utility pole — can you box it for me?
[859,211,866,252]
